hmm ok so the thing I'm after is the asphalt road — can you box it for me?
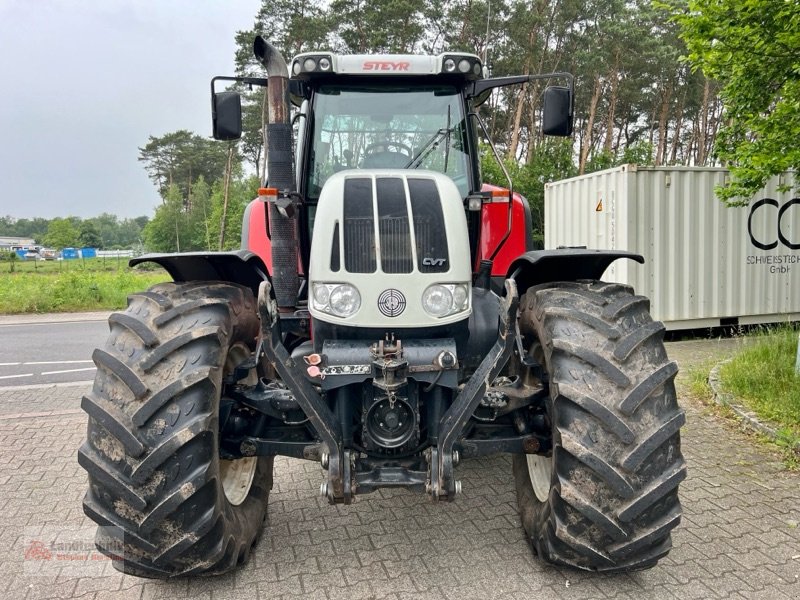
[0,316,109,387]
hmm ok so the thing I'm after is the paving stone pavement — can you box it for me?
[0,339,797,600]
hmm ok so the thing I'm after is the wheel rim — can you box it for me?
[220,344,258,506]
[220,455,258,506]
[526,454,553,502]
[522,341,553,503]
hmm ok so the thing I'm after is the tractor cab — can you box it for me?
[211,45,574,297]
[288,51,485,202]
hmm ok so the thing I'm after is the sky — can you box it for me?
[0,0,259,219]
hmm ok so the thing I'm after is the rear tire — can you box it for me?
[78,282,273,578]
[513,281,686,572]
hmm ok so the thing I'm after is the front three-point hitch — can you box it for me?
[217,279,550,503]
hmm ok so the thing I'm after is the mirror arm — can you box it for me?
[211,76,269,96]
[469,72,574,117]
[469,75,529,97]
[470,110,515,262]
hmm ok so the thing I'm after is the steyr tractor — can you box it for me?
[79,37,686,577]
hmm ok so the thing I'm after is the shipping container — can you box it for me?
[545,165,800,330]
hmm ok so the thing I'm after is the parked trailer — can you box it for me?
[545,165,800,329]
[96,250,134,258]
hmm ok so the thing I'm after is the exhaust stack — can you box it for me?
[254,36,299,309]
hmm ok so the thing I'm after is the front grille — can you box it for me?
[343,218,377,273]
[409,178,449,273]
[343,178,377,273]
[377,178,412,274]
[342,176,447,274]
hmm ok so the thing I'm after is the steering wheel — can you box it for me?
[362,141,414,168]
[364,141,413,156]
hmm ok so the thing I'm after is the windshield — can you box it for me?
[307,84,470,198]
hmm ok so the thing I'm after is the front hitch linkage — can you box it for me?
[255,278,519,503]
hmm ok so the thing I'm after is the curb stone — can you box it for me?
[0,311,111,325]
[708,359,800,452]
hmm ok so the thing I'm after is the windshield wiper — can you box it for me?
[404,106,452,169]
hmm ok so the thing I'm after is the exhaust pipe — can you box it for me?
[254,36,298,309]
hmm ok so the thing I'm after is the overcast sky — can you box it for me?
[0,0,259,219]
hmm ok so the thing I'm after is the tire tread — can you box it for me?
[80,282,271,578]
[514,280,685,573]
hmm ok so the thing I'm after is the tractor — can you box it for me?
[79,37,686,577]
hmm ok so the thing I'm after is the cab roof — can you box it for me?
[290,52,484,81]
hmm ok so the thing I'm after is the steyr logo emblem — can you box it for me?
[362,61,410,71]
[422,257,447,267]
[377,289,406,317]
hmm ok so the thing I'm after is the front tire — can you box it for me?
[78,282,273,578]
[513,281,686,572]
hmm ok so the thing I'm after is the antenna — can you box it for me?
[484,0,491,65]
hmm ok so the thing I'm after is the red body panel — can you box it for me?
[244,199,273,270]
[478,183,529,276]
[242,199,305,276]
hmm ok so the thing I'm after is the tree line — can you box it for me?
[137,131,259,252]
[225,0,726,242]
[0,214,149,250]
[44,0,794,253]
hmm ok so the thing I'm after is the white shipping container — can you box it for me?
[545,165,800,330]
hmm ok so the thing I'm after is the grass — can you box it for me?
[687,362,715,402]
[0,258,168,314]
[3,255,149,274]
[680,334,799,469]
[718,325,800,459]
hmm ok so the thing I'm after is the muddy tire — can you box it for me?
[78,282,273,578]
[513,281,686,572]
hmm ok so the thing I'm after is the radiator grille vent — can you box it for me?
[342,176,447,274]
[343,178,377,273]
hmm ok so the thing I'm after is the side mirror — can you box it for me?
[212,91,242,141]
[542,86,573,137]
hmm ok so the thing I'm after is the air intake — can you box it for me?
[342,176,447,275]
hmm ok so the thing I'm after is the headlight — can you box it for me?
[312,283,330,306]
[452,284,468,309]
[329,285,361,317]
[422,283,470,318]
[312,283,361,318]
[422,285,452,317]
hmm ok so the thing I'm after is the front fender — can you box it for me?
[508,249,644,295]
[130,250,270,296]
